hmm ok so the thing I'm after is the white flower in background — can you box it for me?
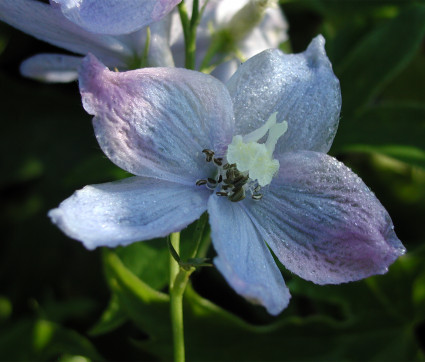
[170,0,288,81]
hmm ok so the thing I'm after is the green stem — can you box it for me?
[140,26,151,68]
[169,232,192,362]
[178,0,200,70]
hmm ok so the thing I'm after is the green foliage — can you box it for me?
[0,318,103,360]
[333,103,425,168]
[335,4,425,117]
[97,244,425,361]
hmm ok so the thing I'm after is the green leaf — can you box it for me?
[0,318,104,360]
[380,48,425,103]
[143,284,423,361]
[114,238,170,291]
[88,294,127,336]
[282,0,411,15]
[39,297,96,324]
[332,103,425,168]
[0,296,12,322]
[337,4,425,116]
[104,247,425,361]
[35,319,105,361]
[95,216,211,336]
[102,249,171,340]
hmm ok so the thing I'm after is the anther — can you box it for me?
[252,193,263,201]
[196,179,207,186]
[202,149,214,162]
[213,157,223,166]
[216,191,229,197]
[229,187,245,202]
[206,177,218,190]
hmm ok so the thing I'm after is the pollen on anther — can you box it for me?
[196,179,207,186]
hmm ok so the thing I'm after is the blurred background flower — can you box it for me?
[170,0,288,81]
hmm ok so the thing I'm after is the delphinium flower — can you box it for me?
[0,0,179,82]
[170,0,288,81]
[49,36,405,315]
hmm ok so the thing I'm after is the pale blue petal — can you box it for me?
[79,55,234,184]
[20,54,82,82]
[49,176,209,250]
[148,15,175,67]
[244,151,405,285]
[53,0,181,35]
[208,195,291,315]
[226,35,341,154]
[0,0,131,64]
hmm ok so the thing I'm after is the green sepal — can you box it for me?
[168,213,211,270]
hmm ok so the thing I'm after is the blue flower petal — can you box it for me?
[53,0,181,35]
[227,35,341,154]
[208,195,291,315]
[79,55,235,184]
[49,176,209,250]
[20,53,82,82]
[244,151,405,284]
[0,0,131,64]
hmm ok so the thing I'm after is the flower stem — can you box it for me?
[178,0,201,70]
[169,232,192,362]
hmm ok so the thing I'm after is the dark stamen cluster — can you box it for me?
[196,149,263,202]
[221,164,249,202]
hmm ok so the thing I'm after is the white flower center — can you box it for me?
[196,113,287,202]
[226,112,287,187]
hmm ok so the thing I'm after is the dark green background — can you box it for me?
[0,0,424,360]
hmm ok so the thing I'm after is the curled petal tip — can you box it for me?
[79,54,111,115]
[48,207,60,224]
[79,53,107,77]
[305,34,331,68]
